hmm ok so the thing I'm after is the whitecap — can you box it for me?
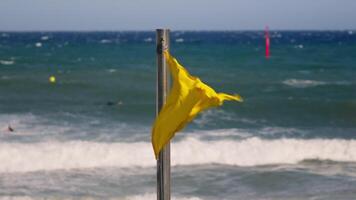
[191,128,253,139]
[175,38,184,43]
[107,69,117,73]
[294,44,304,49]
[0,60,14,65]
[143,37,153,42]
[259,127,301,136]
[35,42,42,47]
[283,79,326,88]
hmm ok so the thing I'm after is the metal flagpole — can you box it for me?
[156,29,171,200]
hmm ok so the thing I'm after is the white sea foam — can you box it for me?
[193,128,253,138]
[107,69,117,73]
[0,60,15,65]
[143,37,153,42]
[0,113,149,143]
[35,42,42,47]
[0,113,38,134]
[122,194,202,200]
[1,137,356,173]
[175,38,184,43]
[0,194,202,200]
[259,127,301,136]
[294,44,304,49]
[0,113,71,136]
[283,79,327,88]
[283,79,353,88]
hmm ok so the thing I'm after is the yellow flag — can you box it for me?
[152,51,243,159]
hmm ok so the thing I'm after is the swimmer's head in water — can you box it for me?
[8,125,14,132]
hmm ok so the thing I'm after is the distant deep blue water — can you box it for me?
[0,31,356,200]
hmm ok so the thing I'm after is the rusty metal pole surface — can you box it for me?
[156,29,171,200]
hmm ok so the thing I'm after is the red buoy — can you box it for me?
[265,26,270,59]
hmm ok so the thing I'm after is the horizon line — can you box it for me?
[1,28,355,33]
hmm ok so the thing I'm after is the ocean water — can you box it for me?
[0,31,356,200]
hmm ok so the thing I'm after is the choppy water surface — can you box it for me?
[0,31,356,200]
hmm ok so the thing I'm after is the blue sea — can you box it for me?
[0,31,356,200]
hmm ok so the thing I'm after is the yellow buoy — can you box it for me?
[49,75,56,83]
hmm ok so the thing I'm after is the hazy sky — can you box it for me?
[0,0,355,31]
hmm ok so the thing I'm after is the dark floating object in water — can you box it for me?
[106,101,123,106]
[106,101,115,106]
[8,125,14,132]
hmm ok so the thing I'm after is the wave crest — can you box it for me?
[1,137,356,173]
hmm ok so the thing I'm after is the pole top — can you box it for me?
[156,29,169,54]
[156,29,170,32]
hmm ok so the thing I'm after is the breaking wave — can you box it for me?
[1,137,356,173]
[0,194,202,200]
